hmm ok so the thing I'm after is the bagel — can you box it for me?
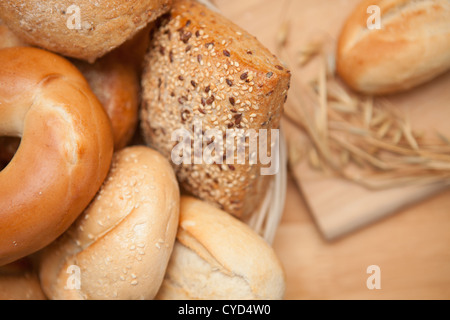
[0,0,171,62]
[38,146,180,300]
[0,47,114,266]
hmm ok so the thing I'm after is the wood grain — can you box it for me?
[216,0,450,299]
[274,178,450,300]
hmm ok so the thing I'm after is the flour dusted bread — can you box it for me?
[140,0,291,218]
[38,146,180,300]
[337,0,450,95]
[156,196,286,300]
[0,0,171,62]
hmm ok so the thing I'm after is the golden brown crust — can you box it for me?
[0,22,149,151]
[140,0,290,218]
[0,47,114,266]
[39,146,180,300]
[337,0,450,95]
[0,0,171,62]
[0,258,47,300]
[156,196,285,300]
[71,26,151,150]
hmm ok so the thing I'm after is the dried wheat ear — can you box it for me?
[276,21,450,190]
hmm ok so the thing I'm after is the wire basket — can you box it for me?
[245,128,288,245]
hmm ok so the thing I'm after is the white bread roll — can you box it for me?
[337,0,450,95]
[38,146,180,300]
[156,196,286,300]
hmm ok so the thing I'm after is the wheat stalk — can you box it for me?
[276,26,450,190]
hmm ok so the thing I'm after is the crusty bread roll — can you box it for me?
[0,21,149,151]
[337,0,450,95]
[0,0,171,62]
[0,258,46,300]
[0,47,114,267]
[72,26,151,149]
[140,0,291,218]
[38,146,180,300]
[156,196,285,300]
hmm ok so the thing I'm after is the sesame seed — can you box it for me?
[223,50,230,57]
[226,79,233,86]
[240,72,248,80]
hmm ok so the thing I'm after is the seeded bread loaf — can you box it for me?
[140,0,291,218]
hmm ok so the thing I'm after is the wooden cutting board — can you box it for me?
[215,0,450,240]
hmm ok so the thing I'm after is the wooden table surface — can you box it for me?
[216,0,450,300]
